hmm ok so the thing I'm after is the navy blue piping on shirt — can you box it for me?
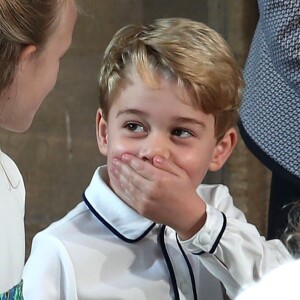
[84,192,196,299]
[176,237,198,300]
[159,225,180,300]
[192,212,227,255]
[83,193,156,243]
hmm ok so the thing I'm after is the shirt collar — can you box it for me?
[84,166,156,242]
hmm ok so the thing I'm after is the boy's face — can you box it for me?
[97,74,235,188]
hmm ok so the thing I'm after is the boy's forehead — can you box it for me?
[121,72,197,107]
[110,72,206,119]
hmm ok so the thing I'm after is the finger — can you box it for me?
[152,155,186,177]
[121,154,157,181]
[111,157,148,191]
[110,162,140,203]
[110,174,137,209]
[110,161,155,216]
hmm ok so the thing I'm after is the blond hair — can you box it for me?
[0,0,76,95]
[99,18,243,141]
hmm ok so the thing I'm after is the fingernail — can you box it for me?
[154,156,163,165]
[121,154,129,162]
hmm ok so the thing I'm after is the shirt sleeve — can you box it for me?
[179,184,293,299]
[23,232,78,300]
[236,259,300,300]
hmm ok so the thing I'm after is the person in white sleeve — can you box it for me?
[23,17,292,300]
[236,259,300,300]
[0,1,77,299]
[236,202,300,299]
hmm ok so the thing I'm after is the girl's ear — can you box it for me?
[19,45,37,71]
[96,108,108,156]
[209,128,238,172]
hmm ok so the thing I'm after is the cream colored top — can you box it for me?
[0,149,25,293]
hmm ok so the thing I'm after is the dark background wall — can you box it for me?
[0,0,267,258]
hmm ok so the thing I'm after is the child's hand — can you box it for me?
[110,154,207,240]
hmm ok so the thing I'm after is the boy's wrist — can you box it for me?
[177,201,207,240]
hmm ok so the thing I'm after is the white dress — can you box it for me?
[0,149,25,294]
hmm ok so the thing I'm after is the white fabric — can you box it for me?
[236,259,300,300]
[23,166,223,300]
[0,149,25,293]
[180,184,293,299]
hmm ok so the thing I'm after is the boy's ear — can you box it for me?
[208,128,238,172]
[96,108,108,156]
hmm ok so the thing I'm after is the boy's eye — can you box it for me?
[172,128,192,138]
[125,122,145,132]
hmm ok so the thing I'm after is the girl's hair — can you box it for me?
[0,0,76,96]
[281,202,300,258]
[99,18,244,141]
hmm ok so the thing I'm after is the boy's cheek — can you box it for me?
[109,142,139,161]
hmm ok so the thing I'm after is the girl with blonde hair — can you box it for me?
[0,0,77,298]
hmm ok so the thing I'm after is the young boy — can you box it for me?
[23,18,292,299]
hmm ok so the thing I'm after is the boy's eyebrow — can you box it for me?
[175,117,206,128]
[116,108,147,118]
[116,108,206,127]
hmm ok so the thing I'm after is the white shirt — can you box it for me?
[236,259,300,300]
[180,181,292,299]
[0,149,25,293]
[23,166,223,300]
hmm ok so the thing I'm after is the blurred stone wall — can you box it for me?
[0,0,269,259]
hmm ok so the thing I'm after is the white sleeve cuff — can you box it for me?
[179,205,226,254]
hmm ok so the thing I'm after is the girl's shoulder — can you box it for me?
[0,149,25,194]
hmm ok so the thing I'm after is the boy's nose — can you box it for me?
[139,134,171,162]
